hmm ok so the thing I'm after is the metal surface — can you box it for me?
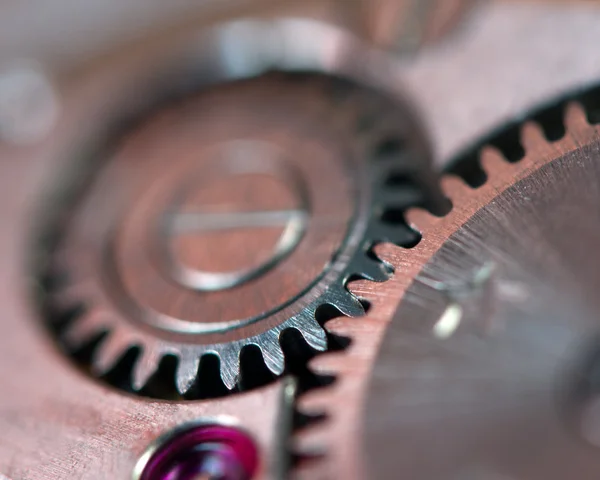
[1,1,600,479]
[364,94,600,478]
[0,18,439,480]
[291,3,600,477]
[0,0,474,75]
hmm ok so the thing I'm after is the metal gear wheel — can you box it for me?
[293,86,600,479]
[364,101,600,480]
[35,71,438,399]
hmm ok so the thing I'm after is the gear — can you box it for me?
[364,102,600,480]
[36,71,437,399]
[293,89,600,479]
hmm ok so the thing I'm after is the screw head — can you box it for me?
[137,423,259,480]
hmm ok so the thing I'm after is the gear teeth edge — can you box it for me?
[440,174,471,201]
[62,307,108,347]
[308,350,359,376]
[565,101,589,132]
[480,146,509,176]
[327,284,365,318]
[259,331,286,375]
[291,420,330,455]
[92,331,135,376]
[293,310,328,351]
[290,86,600,480]
[296,386,335,422]
[53,281,94,313]
[174,350,201,394]
[132,346,163,391]
[404,206,438,233]
[520,120,547,149]
[563,101,599,146]
[215,347,241,390]
[347,251,390,282]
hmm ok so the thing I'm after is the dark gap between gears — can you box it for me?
[435,196,453,216]
[401,231,422,249]
[379,209,426,248]
[380,207,408,225]
[291,452,327,473]
[357,112,379,133]
[358,298,372,315]
[578,85,600,124]
[447,82,600,187]
[279,329,336,396]
[315,302,365,345]
[374,137,406,161]
[102,346,140,393]
[140,354,180,400]
[291,450,327,469]
[489,125,525,163]
[239,345,277,391]
[384,171,414,188]
[447,150,487,188]
[293,409,327,430]
[373,208,423,247]
[532,105,566,141]
[69,330,108,367]
[38,268,68,293]
[366,244,394,274]
[49,303,86,335]
[184,354,229,400]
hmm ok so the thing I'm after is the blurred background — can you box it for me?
[2,0,600,164]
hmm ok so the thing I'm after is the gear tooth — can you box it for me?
[297,387,331,413]
[349,253,389,282]
[260,334,285,375]
[329,285,365,318]
[62,307,108,347]
[346,278,376,297]
[217,347,241,390]
[405,207,438,232]
[131,347,162,391]
[92,332,132,376]
[292,422,329,455]
[295,312,328,351]
[565,101,589,131]
[175,353,201,394]
[326,316,379,339]
[372,242,400,264]
[53,281,94,312]
[308,352,349,375]
[480,146,508,176]
[520,121,547,152]
[440,175,470,202]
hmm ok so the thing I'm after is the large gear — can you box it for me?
[293,86,600,479]
[364,103,600,480]
[35,71,438,399]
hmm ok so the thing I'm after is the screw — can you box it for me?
[137,423,259,480]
